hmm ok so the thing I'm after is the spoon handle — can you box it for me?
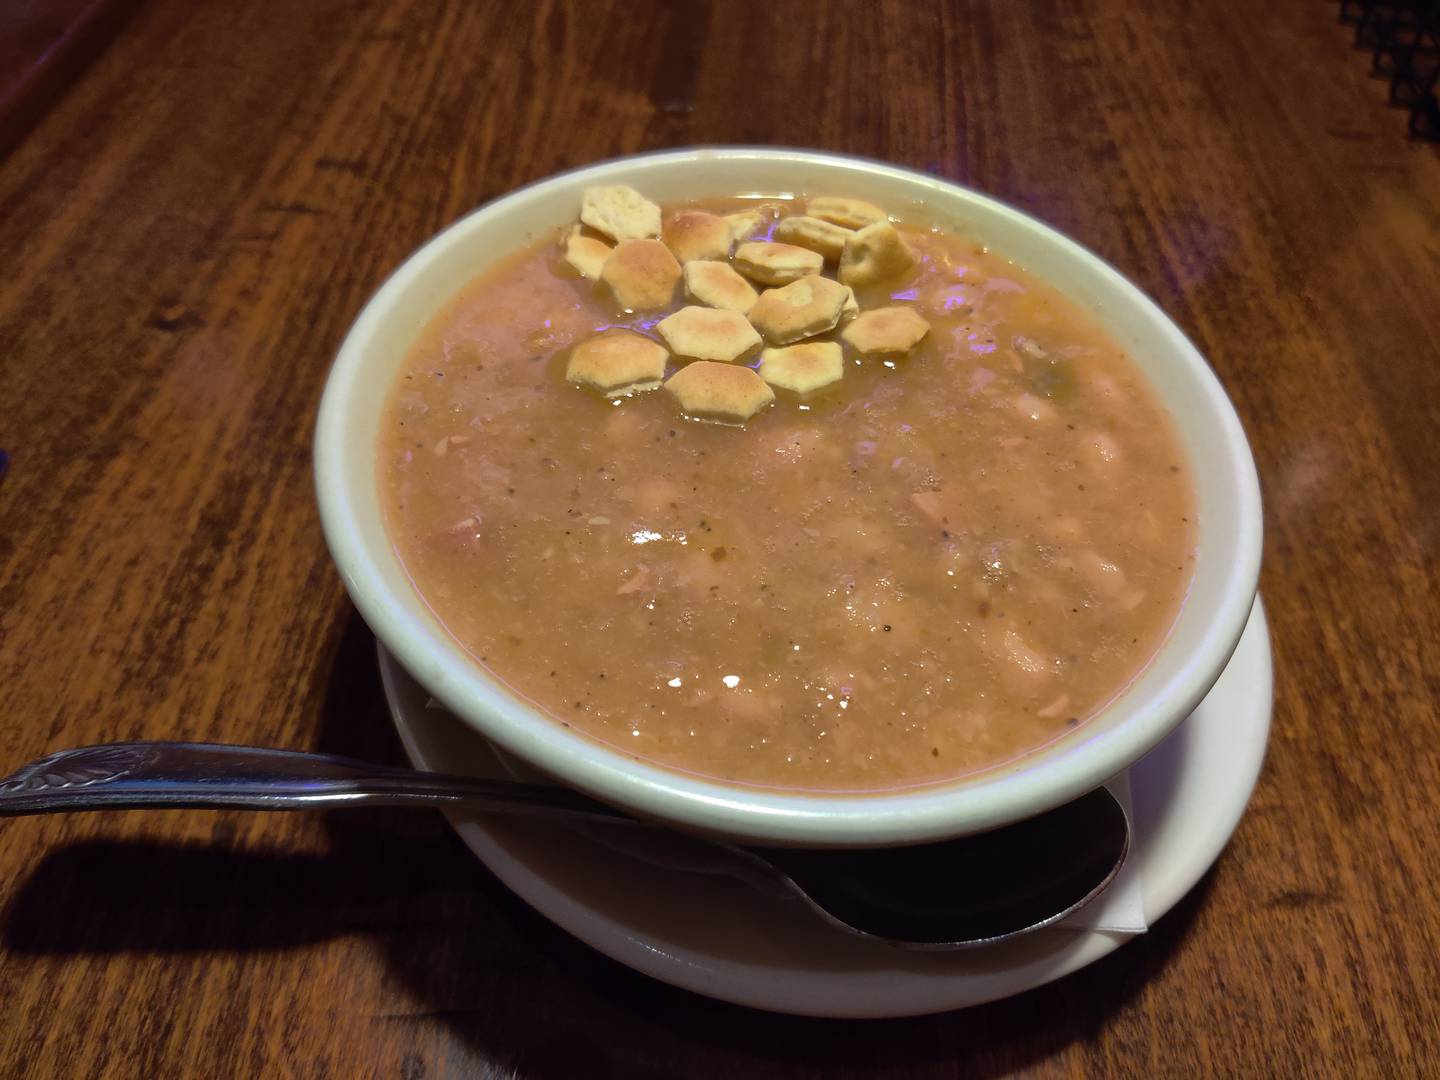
[0,742,634,824]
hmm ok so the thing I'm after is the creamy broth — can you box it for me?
[379,197,1195,791]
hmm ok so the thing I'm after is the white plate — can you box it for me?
[381,599,1271,1019]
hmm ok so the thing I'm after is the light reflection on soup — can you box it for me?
[378,196,1196,792]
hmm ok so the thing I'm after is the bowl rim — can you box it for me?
[315,146,1263,846]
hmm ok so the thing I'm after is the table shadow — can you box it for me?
[1,611,1215,1078]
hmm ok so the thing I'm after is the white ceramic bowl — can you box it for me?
[315,148,1262,847]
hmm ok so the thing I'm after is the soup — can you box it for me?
[378,188,1195,792]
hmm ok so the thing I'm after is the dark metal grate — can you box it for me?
[1339,1,1440,139]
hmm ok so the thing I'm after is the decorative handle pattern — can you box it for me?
[0,745,158,794]
[0,741,634,821]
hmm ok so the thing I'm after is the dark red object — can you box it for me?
[0,0,140,160]
[1340,0,1440,139]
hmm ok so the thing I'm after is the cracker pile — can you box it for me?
[562,185,931,425]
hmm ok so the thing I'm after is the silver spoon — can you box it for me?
[0,742,1129,949]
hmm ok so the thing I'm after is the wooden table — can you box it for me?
[2,1,1437,1074]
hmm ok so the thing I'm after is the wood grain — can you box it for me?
[1,0,1437,1075]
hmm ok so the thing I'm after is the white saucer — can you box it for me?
[380,599,1271,1019]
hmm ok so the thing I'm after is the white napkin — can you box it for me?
[1056,771,1147,933]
